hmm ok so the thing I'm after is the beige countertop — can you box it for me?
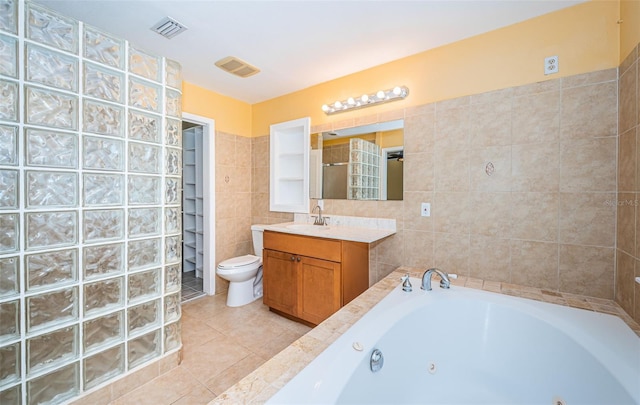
[261,221,395,244]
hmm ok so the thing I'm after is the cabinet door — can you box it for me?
[298,256,341,325]
[263,249,298,315]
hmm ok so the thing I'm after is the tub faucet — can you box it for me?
[312,205,326,225]
[421,268,451,291]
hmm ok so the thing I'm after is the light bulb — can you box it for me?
[334,101,343,109]
[376,90,386,99]
[347,97,355,105]
[361,94,369,103]
[393,86,402,96]
[321,104,330,112]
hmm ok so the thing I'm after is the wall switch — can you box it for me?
[421,202,431,217]
[545,56,559,75]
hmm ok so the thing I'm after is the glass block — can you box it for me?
[165,178,180,205]
[0,169,17,209]
[82,135,124,171]
[83,173,124,206]
[129,45,160,82]
[164,292,180,323]
[128,142,160,174]
[0,256,18,297]
[164,264,181,293]
[0,79,18,122]
[25,249,77,291]
[26,42,78,91]
[0,34,17,78]
[27,325,77,374]
[165,235,181,264]
[83,311,123,352]
[128,175,160,205]
[164,321,181,353]
[127,329,160,369]
[26,85,78,130]
[127,238,160,271]
[164,207,180,235]
[0,342,20,386]
[25,128,78,169]
[0,299,19,343]
[0,384,20,405]
[84,277,123,316]
[83,99,124,137]
[165,118,181,146]
[83,344,124,389]
[165,88,181,118]
[83,209,124,243]
[128,110,160,143]
[0,124,17,166]
[83,243,124,280]
[26,211,77,250]
[26,2,78,53]
[27,362,79,404]
[84,25,124,69]
[128,207,160,238]
[165,59,182,90]
[165,148,181,176]
[129,77,161,113]
[26,171,77,208]
[27,287,78,333]
[127,299,159,336]
[128,268,160,303]
[0,213,18,253]
[0,0,17,34]
[84,62,124,103]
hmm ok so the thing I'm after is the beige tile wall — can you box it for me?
[616,43,640,324]
[247,67,621,301]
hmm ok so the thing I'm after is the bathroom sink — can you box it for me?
[286,224,331,232]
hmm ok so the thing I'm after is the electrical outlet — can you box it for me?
[421,202,431,217]
[545,56,559,75]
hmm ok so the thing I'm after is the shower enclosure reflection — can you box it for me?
[310,120,403,201]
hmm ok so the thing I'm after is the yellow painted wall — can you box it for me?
[182,82,252,137]
[251,0,619,136]
[620,0,640,61]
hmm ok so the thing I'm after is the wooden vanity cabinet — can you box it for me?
[262,230,369,325]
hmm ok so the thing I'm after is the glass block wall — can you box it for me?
[0,1,183,403]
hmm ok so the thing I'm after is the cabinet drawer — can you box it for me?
[264,231,341,262]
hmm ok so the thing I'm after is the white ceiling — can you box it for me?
[35,0,585,104]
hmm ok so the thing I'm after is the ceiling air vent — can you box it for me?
[215,56,260,78]
[151,17,187,39]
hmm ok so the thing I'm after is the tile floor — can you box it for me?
[181,271,206,303]
[110,292,311,404]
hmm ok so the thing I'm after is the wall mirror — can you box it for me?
[310,119,403,201]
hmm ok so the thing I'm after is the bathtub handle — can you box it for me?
[370,348,384,373]
[401,274,412,292]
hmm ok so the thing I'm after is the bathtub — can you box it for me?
[267,278,640,404]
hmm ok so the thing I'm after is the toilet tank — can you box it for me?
[250,224,266,256]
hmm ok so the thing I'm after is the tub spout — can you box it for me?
[421,268,451,291]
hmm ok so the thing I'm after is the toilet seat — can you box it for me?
[217,254,261,271]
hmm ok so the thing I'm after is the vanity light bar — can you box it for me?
[321,86,409,115]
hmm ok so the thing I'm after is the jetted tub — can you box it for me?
[267,278,640,404]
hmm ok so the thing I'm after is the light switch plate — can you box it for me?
[421,202,431,217]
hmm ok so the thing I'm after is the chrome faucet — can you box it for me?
[421,268,451,291]
[312,205,326,226]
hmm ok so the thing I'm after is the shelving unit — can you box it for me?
[183,126,204,278]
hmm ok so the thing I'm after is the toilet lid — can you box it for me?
[218,254,261,270]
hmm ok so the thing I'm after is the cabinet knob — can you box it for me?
[296,257,301,262]
[291,256,295,261]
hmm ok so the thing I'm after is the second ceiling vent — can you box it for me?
[215,56,260,78]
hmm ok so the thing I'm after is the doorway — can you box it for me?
[181,113,215,302]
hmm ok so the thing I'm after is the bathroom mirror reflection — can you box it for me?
[310,120,403,201]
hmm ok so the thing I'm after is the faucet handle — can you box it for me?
[401,274,412,292]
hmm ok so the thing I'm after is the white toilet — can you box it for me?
[216,224,265,307]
